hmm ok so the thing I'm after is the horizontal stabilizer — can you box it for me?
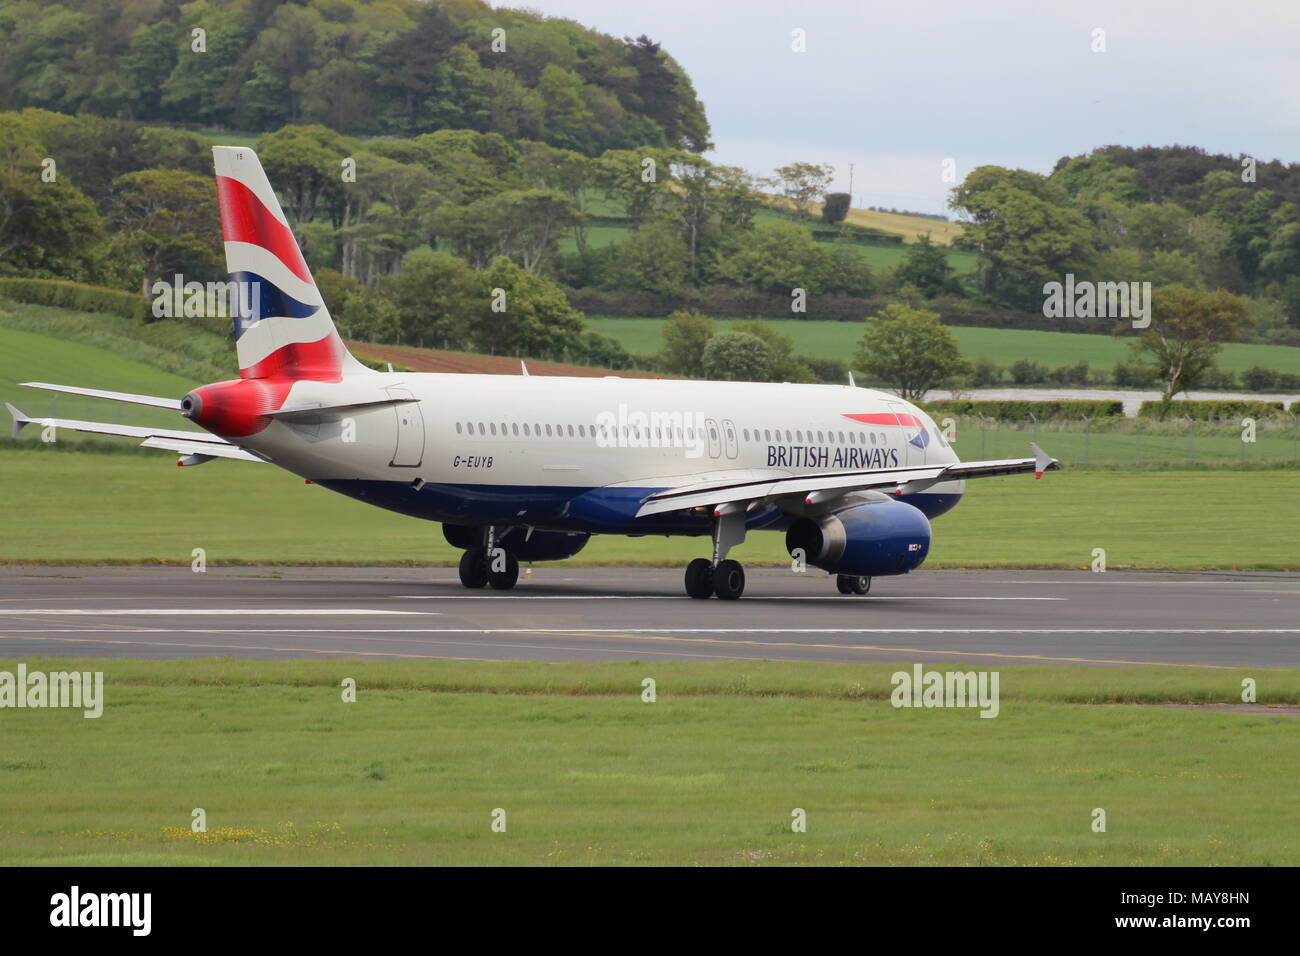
[21,382,181,410]
[7,403,260,463]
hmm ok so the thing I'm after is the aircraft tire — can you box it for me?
[713,559,745,600]
[458,548,489,589]
[684,558,714,599]
[487,551,520,590]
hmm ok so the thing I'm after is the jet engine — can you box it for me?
[785,497,931,576]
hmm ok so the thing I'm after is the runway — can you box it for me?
[0,565,1296,668]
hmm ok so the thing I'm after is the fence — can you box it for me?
[947,414,1300,467]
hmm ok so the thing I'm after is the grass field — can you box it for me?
[1,657,1294,865]
[587,316,1300,375]
[1,446,1295,569]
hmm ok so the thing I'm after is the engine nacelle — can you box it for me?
[442,524,589,562]
[785,497,931,576]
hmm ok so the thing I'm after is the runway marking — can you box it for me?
[0,632,1237,671]
[0,626,1295,636]
[391,594,1067,601]
[0,634,488,661]
[0,608,437,616]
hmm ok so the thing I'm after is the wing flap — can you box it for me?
[635,445,1060,517]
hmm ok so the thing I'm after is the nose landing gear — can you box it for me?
[456,527,520,590]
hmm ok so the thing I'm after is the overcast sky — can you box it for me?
[529,0,1300,215]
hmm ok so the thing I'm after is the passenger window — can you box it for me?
[456,422,462,434]
[545,424,552,436]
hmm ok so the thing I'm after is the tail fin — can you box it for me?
[212,146,369,381]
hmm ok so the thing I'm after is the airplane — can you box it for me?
[6,147,1059,600]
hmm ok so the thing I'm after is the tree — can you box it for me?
[382,251,482,347]
[949,165,1100,308]
[108,169,221,298]
[821,192,851,224]
[1122,286,1253,400]
[701,330,775,381]
[729,320,812,381]
[475,257,586,358]
[894,235,956,297]
[659,309,715,377]
[714,221,832,294]
[775,162,834,221]
[854,304,969,400]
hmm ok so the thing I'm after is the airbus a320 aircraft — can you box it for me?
[7,148,1059,600]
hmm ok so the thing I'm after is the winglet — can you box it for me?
[1030,442,1058,479]
[6,402,31,440]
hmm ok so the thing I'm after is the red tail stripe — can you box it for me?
[843,412,925,427]
[240,332,346,383]
[215,175,312,285]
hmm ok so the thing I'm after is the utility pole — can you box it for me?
[848,163,855,207]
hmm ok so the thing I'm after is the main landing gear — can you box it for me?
[836,574,871,595]
[683,505,747,600]
[457,526,520,591]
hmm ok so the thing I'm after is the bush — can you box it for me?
[821,193,851,224]
[803,355,849,383]
[1138,400,1286,421]
[971,355,1002,386]
[1113,359,1159,388]
[0,277,148,321]
[1200,366,1237,390]
[1240,365,1278,391]
[1008,358,1049,384]
[1047,361,1089,385]
[923,399,1124,421]
[701,330,775,381]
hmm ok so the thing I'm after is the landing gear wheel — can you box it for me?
[487,551,519,590]
[458,548,488,589]
[836,574,871,595]
[713,559,745,600]
[684,558,714,599]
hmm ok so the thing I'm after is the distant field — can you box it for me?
[3,657,1294,866]
[1,448,1295,569]
[558,205,979,274]
[587,316,1300,375]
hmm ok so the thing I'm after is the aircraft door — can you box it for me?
[886,401,913,467]
[704,418,721,459]
[388,387,425,467]
[721,419,738,459]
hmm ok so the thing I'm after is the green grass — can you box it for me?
[588,316,1300,375]
[1,658,1294,866]
[1,446,1296,569]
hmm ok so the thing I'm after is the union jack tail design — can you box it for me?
[213,146,369,381]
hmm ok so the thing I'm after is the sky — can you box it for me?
[527,0,1300,216]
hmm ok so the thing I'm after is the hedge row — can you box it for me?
[1137,400,1288,421]
[0,278,148,321]
[567,284,885,321]
[922,399,1125,420]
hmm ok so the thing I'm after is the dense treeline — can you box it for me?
[0,0,710,155]
[952,145,1300,340]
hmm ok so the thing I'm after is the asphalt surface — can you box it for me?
[0,565,1297,668]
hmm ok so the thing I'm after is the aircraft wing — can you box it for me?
[636,444,1059,518]
[6,403,263,465]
